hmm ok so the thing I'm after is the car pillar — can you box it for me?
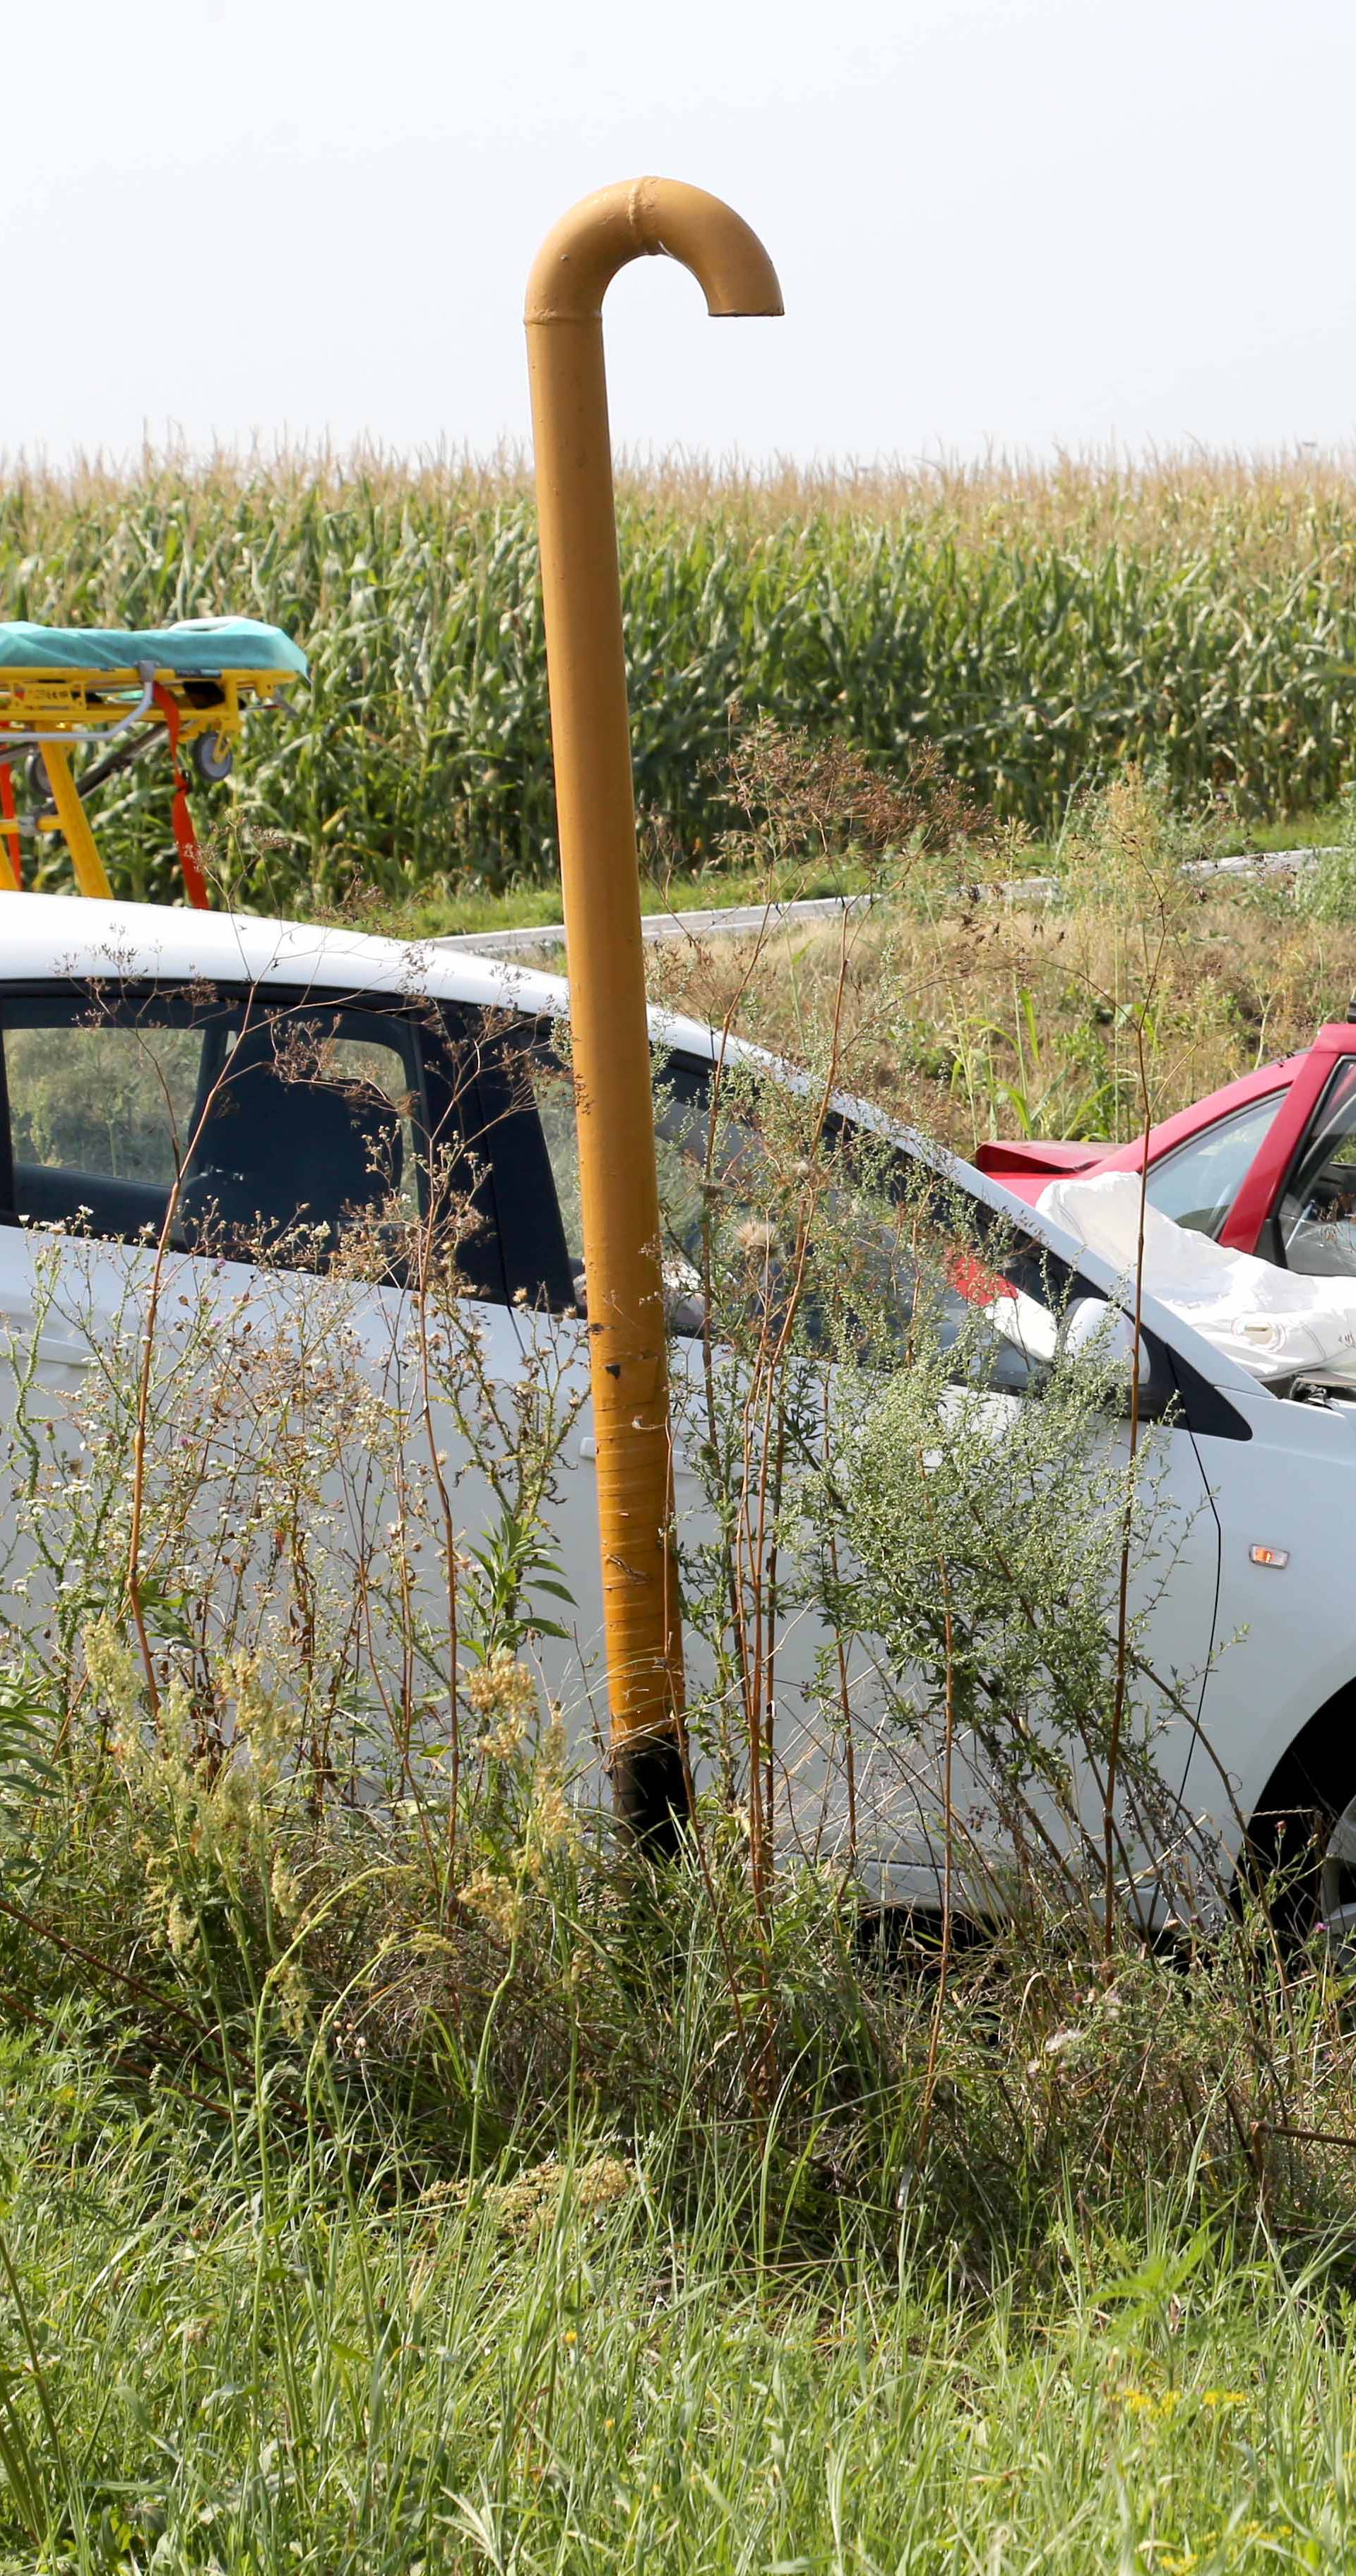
[524,179,783,1854]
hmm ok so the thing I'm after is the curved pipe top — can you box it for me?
[525,177,783,325]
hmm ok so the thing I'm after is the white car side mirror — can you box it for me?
[1061,1293,1155,1388]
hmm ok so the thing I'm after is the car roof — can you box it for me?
[0,894,1269,1402]
[0,891,566,1015]
[0,888,736,1069]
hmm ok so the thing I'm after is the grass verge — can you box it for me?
[4,2003,1355,2573]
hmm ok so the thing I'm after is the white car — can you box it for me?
[0,895,1350,1940]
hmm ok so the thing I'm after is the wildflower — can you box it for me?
[735,1218,777,1259]
[83,1614,141,1736]
[477,1712,528,1761]
[575,2154,634,2210]
[466,1652,537,1725]
[270,1852,299,1921]
[273,1955,309,2041]
[525,1705,580,1871]
[166,1895,198,1962]
[224,1651,289,1770]
[460,1866,525,1943]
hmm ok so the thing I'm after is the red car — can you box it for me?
[973,1013,1356,1277]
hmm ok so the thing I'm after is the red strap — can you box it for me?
[0,755,18,889]
[150,683,210,909]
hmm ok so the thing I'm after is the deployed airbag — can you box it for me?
[1035,1169,1356,1384]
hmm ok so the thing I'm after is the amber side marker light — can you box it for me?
[1249,1545,1290,1569]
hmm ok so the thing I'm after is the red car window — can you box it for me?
[1276,1063,1356,1277]
[1143,1092,1285,1239]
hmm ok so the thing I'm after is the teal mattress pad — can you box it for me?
[0,616,308,679]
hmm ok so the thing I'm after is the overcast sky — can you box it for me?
[7,0,1354,470]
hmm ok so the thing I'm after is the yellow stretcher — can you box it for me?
[0,615,308,905]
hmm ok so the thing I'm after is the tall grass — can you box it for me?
[6,2017,1356,2573]
[642,803,1356,1162]
[6,450,1356,902]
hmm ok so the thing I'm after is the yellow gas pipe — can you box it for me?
[525,179,783,1849]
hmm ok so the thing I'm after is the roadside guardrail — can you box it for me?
[434,847,1342,959]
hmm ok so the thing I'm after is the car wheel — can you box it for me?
[1317,1799,1356,1967]
[1244,1703,1356,1963]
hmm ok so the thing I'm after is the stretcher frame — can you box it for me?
[0,653,302,905]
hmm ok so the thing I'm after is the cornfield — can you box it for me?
[5,450,1356,902]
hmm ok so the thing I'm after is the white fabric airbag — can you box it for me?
[1035,1170,1356,1384]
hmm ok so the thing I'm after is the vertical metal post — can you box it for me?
[525,179,782,1850]
[40,745,113,898]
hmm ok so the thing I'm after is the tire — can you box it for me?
[1242,1692,1356,1960]
[191,731,233,785]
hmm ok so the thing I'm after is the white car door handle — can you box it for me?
[0,1313,91,1371]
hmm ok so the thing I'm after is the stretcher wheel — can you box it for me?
[191,732,234,784]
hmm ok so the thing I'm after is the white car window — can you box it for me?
[1,993,424,1270]
[518,1039,1160,1402]
[7,1020,205,1192]
[346,1009,1243,1439]
[1143,1092,1283,1238]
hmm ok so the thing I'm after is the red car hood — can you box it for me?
[972,1138,1107,1204]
